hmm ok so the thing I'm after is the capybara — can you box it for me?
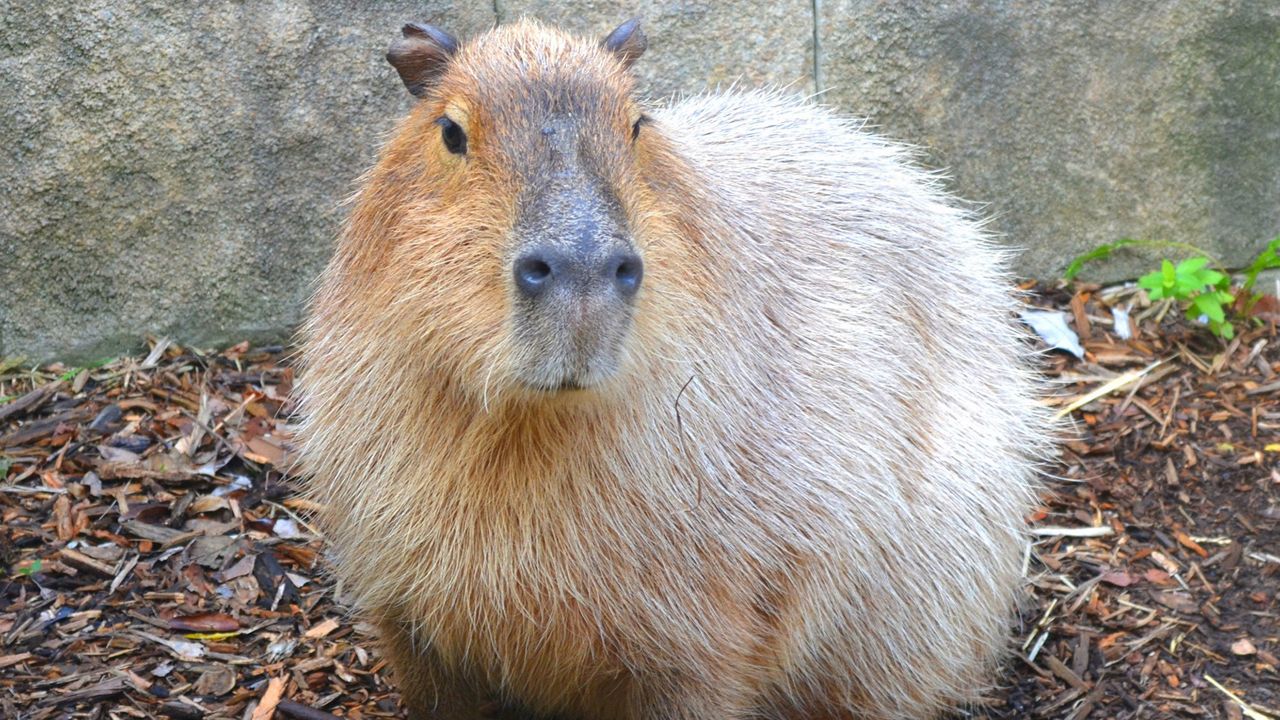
[298,17,1051,720]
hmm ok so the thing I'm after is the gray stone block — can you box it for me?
[0,1,495,361]
[817,0,1280,282]
[495,1,815,101]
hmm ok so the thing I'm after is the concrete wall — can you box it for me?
[2,1,1277,360]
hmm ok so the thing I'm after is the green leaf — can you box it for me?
[1063,246,1112,282]
[1161,259,1176,288]
[1062,239,1141,281]
[1197,269,1226,288]
[1141,270,1172,298]
[1138,270,1164,291]
[1220,322,1235,339]
[1242,236,1280,292]
[1192,294,1226,324]
[17,559,42,576]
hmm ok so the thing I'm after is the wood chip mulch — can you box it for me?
[1,285,1277,720]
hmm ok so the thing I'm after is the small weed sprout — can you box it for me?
[1137,258,1235,338]
[1064,236,1280,340]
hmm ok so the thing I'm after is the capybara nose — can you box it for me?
[607,251,644,299]
[513,251,557,298]
[513,248,643,300]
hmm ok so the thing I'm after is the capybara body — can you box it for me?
[299,18,1049,720]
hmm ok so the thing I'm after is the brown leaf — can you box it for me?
[1099,570,1135,587]
[182,563,216,596]
[193,666,238,696]
[215,552,258,583]
[187,494,230,514]
[169,612,240,633]
[225,574,262,606]
[1151,590,1198,614]
[244,436,288,467]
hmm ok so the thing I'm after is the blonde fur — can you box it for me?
[299,19,1052,720]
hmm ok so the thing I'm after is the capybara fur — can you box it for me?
[299,17,1051,720]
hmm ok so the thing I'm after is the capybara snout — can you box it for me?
[510,156,644,390]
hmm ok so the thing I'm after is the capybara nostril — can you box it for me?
[609,251,643,298]
[513,252,555,298]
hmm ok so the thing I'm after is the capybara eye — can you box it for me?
[437,117,467,155]
[631,114,648,142]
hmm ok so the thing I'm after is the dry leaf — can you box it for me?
[1100,570,1135,587]
[169,612,241,633]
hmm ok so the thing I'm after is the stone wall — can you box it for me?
[2,1,1277,360]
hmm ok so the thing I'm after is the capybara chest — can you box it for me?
[404,486,758,703]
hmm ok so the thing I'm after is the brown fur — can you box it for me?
[299,18,1052,720]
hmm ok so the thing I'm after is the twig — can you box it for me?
[1054,359,1167,419]
[277,699,342,720]
[1204,674,1275,720]
[0,484,67,495]
[1248,551,1280,566]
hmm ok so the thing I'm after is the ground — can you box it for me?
[1,284,1277,720]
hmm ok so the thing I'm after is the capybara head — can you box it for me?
[372,19,665,396]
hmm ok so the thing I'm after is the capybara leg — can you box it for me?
[376,618,493,720]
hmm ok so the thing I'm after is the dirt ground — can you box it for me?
[1,284,1277,720]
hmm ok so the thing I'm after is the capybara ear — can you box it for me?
[387,22,459,97]
[601,18,646,69]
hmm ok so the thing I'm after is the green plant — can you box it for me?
[1062,238,1221,282]
[1063,235,1280,341]
[1137,258,1236,338]
[1240,237,1280,293]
